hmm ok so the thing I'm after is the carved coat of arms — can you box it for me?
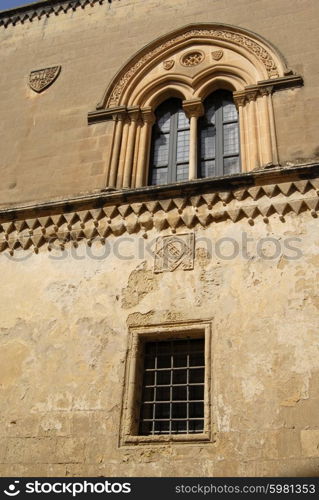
[211,50,224,61]
[154,233,195,273]
[163,60,175,70]
[29,66,61,93]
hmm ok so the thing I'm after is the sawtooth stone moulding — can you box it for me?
[0,164,318,256]
[0,0,111,28]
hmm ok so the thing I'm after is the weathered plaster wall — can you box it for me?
[1,0,319,479]
[1,210,319,476]
[0,0,318,205]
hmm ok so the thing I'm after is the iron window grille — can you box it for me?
[139,338,205,435]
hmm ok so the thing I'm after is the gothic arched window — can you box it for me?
[93,24,302,189]
[199,90,240,179]
[148,91,241,186]
[149,98,190,186]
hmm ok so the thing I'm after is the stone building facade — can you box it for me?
[0,0,319,477]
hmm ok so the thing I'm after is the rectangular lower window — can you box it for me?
[139,338,205,435]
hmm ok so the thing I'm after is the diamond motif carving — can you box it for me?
[0,169,318,256]
[154,233,195,272]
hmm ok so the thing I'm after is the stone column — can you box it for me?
[258,86,273,166]
[246,91,259,171]
[123,107,140,188]
[183,99,204,180]
[131,118,142,188]
[233,93,247,172]
[135,107,155,188]
[108,111,126,188]
[267,87,279,166]
[116,117,130,188]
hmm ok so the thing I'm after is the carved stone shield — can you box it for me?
[163,59,175,70]
[154,233,195,273]
[211,50,224,61]
[29,66,61,93]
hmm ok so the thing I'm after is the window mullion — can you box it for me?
[196,116,202,178]
[168,110,178,183]
[216,104,224,177]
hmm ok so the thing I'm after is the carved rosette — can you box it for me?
[181,51,205,67]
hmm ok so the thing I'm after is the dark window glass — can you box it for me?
[139,338,205,435]
[198,90,240,178]
[149,99,189,185]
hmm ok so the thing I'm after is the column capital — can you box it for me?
[114,110,128,122]
[87,106,127,124]
[182,99,204,119]
[141,107,156,125]
[259,85,273,97]
[127,106,141,122]
[246,90,258,102]
[233,92,247,109]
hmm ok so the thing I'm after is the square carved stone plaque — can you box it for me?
[154,233,195,273]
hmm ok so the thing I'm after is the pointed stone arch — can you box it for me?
[98,23,289,109]
[88,23,302,188]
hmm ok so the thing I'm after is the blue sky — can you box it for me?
[1,0,36,10]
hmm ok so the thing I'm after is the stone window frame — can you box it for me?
[88,23,303,190]
[120,321,212,445]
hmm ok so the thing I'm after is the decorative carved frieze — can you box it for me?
[105,26,283,107]
[0,165,318,256]
[29,66,61,93]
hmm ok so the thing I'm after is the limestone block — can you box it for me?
[301,430,319,458]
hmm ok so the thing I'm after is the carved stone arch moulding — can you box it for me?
[87,23,303,190]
